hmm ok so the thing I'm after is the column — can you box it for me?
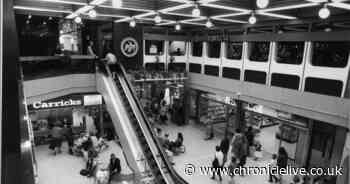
[295,119,312,167]
[99,105,104,136]
[235,100,245,131]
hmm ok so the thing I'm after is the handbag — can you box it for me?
[80,169,89,176]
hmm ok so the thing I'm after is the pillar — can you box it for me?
[235,100,245,131]
[337,119,350,184]
[295,119,313,167]
[99,105,104,136]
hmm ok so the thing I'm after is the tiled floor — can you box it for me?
[34,121,288,184]
[35,141,133,184]
[158,121,292,184]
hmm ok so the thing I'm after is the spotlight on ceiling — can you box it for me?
[154,14,162,23]
[28,14,32,19]
[248,14,257,24]
[318,4,330,19]
[130,19,136,27]
[192,5,201,17]
[49,16,53,20]
[26,20,30,24]
[88,9,97,18]
[74,16,82,24]
[43,21,47,25]
[175,23,181,31]
[112,0,122,8]
[256,0,269,9]
[206,19,213,28]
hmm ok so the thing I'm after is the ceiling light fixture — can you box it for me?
[192,5,201,17]
[154,14,162,23]
[49,16,53,20]
[88,9,97,18]
[175,23,181,30]
[318,4,330,19]
[248,13,257,24]
[28,14,32,19]
[112,0,123,8]
[206,19,213,28]
[74,16,82,24]
[130,18,136,27]
[256,0,269,9]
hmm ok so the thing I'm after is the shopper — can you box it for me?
[104,49,118,78]
[159,100,168,124]
[50,122,64,155]
[85,153,97,177]
[245,126,255,156]
[277,147,289,183]
[219,134,230,165]
[163,134,171,150]
[108,154,121,182]
[211,146,224,181]
[65,124,74,155]
[268,154,279,183]
[87,40,96,56]
[203,113,214,140]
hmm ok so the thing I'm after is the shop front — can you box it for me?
[28,93,103,145]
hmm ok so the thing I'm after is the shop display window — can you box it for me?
[276,42,304,64]
[207,41,221,58]
[226,42,243,60]
[248,42,270,62]
[276,124,299,143]
[169,41,186,56]
[192,41,203,57]
[145,40,164,55]
[312,42,350,68]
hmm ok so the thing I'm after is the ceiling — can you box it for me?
[13,0,350,31]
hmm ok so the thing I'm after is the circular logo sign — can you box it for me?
[121,37,139,58]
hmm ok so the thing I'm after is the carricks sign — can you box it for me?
[31,99,82,110]
[28,96,83,111]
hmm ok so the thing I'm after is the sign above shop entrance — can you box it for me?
[31,99,82,110]
[28,94,103,111]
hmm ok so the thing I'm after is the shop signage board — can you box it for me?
[83,94,102,106]
[28,94,103,110]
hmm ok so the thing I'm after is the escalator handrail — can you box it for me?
[116,63,188,184]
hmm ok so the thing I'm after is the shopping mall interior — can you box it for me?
[1,0,350,184]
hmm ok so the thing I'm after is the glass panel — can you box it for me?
[226,42,243,60]
[271,73,300,90]
[312,42,350,68]
[169,41,186,56]
[192,41,203,57]
[304,77,343,97]
[276,42,304,64]
[145,40,164,55]
[207,41,221,58]
[244,70,266,84]
[249,42,270,62]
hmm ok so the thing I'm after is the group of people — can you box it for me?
[156,128,185,156]
[210,127,289,183]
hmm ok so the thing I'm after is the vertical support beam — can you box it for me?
[0,0,3,181]
[99,104,104,136]
[235,100,245,131]
[2,0,22,183]
[295,118,312,167]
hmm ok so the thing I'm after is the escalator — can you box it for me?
[96,62,187,184]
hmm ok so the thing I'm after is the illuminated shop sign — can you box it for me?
[31,99,82,110]
[28,94,103,110]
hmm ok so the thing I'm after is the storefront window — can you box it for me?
[192,41,203,57]
[276,42,304,64]
[248,42,270,62]
[169,41,186,56]
[207,41,221,58]
[312,42,350,68]
[145,40,164,55]
[226,42,243,60]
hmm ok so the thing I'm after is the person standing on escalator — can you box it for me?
[104,49,118,78]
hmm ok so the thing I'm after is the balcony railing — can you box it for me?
[20,55,97,81]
